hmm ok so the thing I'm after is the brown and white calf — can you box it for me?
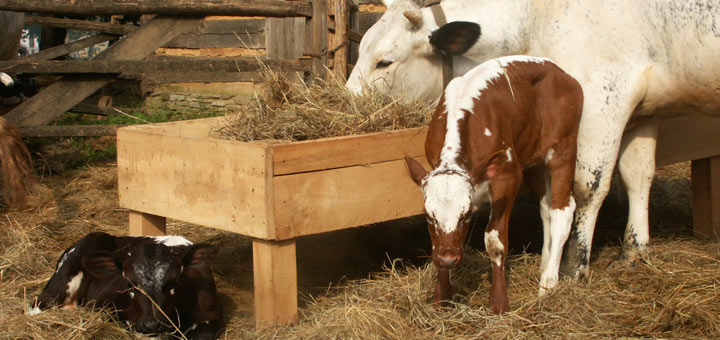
[29,232,223,339]
[405,56,583,313]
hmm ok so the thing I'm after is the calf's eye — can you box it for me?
[376,60,393,69]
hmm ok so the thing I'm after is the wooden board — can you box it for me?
[117,126,275,239]
[272,157,426,239]
[252,238,298,327]
[656,114,720,167]
[272,127,427,175]
[691,157,720,239]
[266,17,305,59]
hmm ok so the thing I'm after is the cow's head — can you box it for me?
[82,243,217,335]
[346,0,480,101]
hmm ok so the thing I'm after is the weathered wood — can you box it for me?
[164,33,265,49]
[328,0,349,80]
[0,58,310,74]
[23,16,135,35]
[140,71,266,84]
[692,157,720,239]
[128,211,166,236]
[309,0,328,79]
[5,16,204,127]
[19,124,126,137]
[0,0,313,17]
[266,17,305,59]
[117,124,276,239]
[252,238,298,327]
[273,158,426,239]
[13,34,116,63]
[348,29,363,43]
[358,12,382,32]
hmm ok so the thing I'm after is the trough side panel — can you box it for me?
[117,127,272,238]
[272,157,429,239]
[272,127,427,175]
[656,115,720,167]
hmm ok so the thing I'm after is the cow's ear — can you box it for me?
[182,244,218,269]
[82,251,122,279]
[429,22,481,56]
[405,155,428,185]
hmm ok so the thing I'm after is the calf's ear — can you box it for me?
[429,22,481,56]
[405,155,428,185]
[82,251,122,279]
[182,244,218,270]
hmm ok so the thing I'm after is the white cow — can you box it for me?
[347,0,720,279]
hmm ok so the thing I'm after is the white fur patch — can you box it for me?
[55,247,76,273]
[544,148,555,165]
[423,172,473,234]
[27,306,41,315]
[484,128,492,136]
[169,288,175,295]
[149,235,193,247]
[539,196,576,295]
[64,272,84,304]
[484,230,505,266]
[0,72,13,87]
[505,147,513,162]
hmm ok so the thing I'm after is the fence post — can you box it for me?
[308,0,328,80]
[327,0,349,80]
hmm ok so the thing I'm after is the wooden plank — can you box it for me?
[272,127,427,175]
[309,0,328,78]
[691,157,720,239]
[358,12,382,32]
[328,0,349,80]
[272,157,427,239]
[200,18,265,34]
[128,211,167,236]
[252,238,298,327]
[4,16,204,127]
[23,16,135,35]
[13,34,116,63]
[140,71,266,84]
[0,0,313,17]
[266,17,305,59]
[0,58,310,74]
[656,114,720,167]
[116,126,275,239]
[164,32,265,49]
[19,124,126,137]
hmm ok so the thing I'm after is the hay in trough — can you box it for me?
[211,67,434,142]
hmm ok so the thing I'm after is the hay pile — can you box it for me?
[211,69,433,142]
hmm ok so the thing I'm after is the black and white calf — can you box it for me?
[29,232,223,339]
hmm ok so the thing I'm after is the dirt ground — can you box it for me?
[1,143,717,339]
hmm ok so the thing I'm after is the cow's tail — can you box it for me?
[0,116,33,209]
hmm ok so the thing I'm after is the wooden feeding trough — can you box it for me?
[116,116,429,327]
[117,113,720,327]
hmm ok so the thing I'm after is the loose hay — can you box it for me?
[211,67,434,142]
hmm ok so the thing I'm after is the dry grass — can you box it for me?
[2,160,718,340]
[211,68,433,142]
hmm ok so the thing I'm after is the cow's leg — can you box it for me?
[486,166,521,314]
[560,70,643,279]
[539,153,576,295]
[617,122,657,262]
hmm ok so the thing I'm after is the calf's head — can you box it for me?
[81,243,217,335]
[345,0,480,101]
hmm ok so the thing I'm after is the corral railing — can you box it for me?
[0,0,384,135]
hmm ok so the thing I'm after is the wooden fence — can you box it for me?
[0,0,386,136]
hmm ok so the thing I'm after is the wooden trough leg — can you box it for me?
[252,238,298,327]
[691,156,720,239]
[128,210,166,236]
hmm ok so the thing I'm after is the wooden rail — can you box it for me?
[0,0,313,17]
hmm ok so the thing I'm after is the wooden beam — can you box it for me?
[23,16,135,35]
[252,238,298,327]
[309,0,328,79]
[0,58,310,74]
[19,124,126,137]
[0,0,312,17]
[4,16,204,127]
[13,34,116,63]
[692,156,720,239]
[328,0,349,80]
[129,211,167,236]
[140,71,266,84]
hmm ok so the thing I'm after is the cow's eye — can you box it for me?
[376,60,393,69]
